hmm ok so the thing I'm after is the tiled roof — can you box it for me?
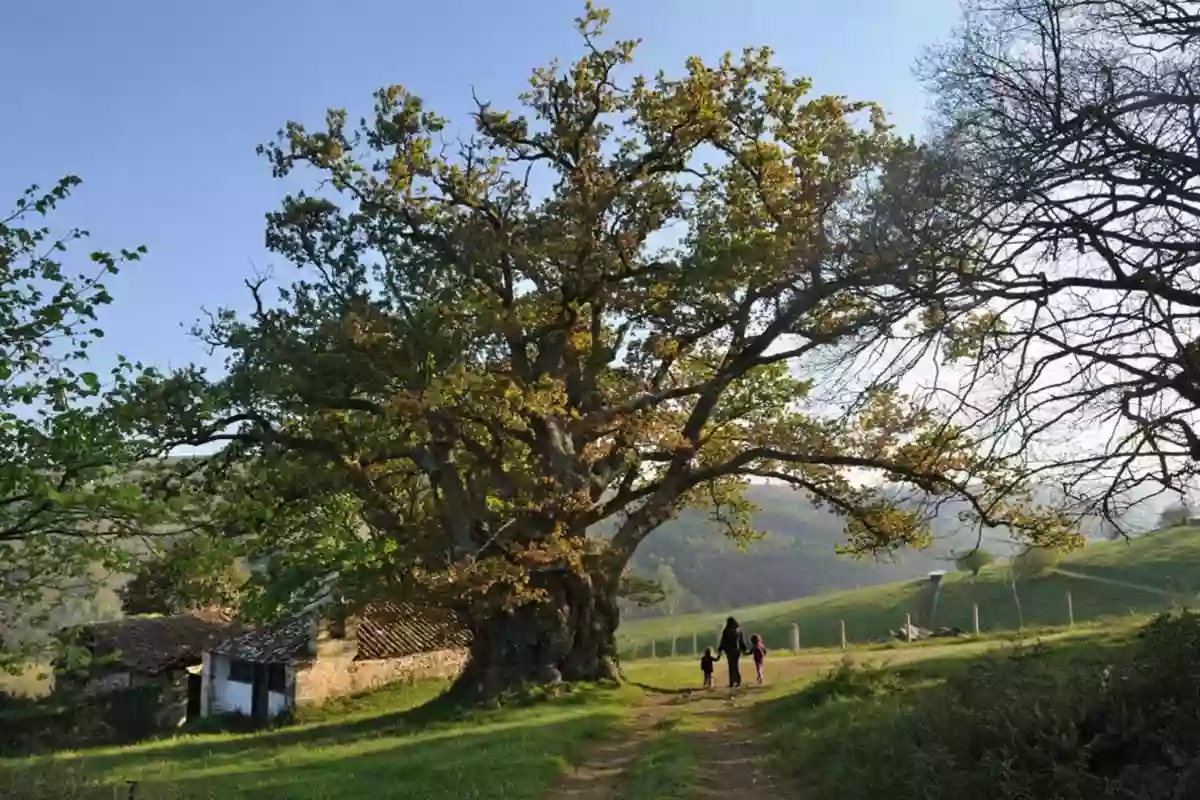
[67,610,243,675]
[354,601,472,661]
[208,601,471,664]
[209,615,313,663]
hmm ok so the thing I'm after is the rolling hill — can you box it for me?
[620,483,1057,619]
[618,524,1200,657]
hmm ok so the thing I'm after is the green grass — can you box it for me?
[618,718,697,800]
[619,527,1200,657]
[750,615,1185,799]
[0,680,639,799]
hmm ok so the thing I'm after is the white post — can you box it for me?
[840,619,847,651]
[1067,590,1074,628]
[692,632,698,655]
[651,639,656,659]
[790,623,800,652]
[905,613,912,642]
[973,603,980,636]
[670,636,677,657]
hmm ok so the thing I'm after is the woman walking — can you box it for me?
[717,616,749,688]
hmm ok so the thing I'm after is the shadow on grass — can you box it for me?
[3,683,630,800]
[5,688,626,800]
[626,681,693,696]
[751,628,1143,800]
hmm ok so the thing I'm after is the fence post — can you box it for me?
[905,613,912,642]
[840,619,847,651]
[651,639,656,659]
[1067,590,1074,628]
[790,623,800,651]
[670,636,677,658]
[692,632,698,655]
[973,603,980,636]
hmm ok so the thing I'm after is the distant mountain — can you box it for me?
[619,482,1123,619]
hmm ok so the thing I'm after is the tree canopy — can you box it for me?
[954,548,996,578]
[117,4,1078,693]
[1012,546,1061,580]
[0,177,175,670]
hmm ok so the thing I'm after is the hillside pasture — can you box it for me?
[619,528,1200,658]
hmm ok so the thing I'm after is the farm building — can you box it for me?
[200,601,471,723]
[54,609,242,731]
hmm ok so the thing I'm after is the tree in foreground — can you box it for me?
[919,0,1200,527]
[0,177,173,671]
[128,6,1075,696]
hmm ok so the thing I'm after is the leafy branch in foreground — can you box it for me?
[0,177,182,671]
[124,4,1075,696]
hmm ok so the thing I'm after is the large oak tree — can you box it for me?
[130,6,1072,695]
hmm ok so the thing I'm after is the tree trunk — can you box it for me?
[453,565,621,700]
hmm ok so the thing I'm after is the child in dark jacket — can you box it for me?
[750,634,768,684]
[700,647,720,689]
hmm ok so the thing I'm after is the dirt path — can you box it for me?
[550,698,675,799]
[678,687,808,798]
[1053,567,1170,596]
[546,685,805,799]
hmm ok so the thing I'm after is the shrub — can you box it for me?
[804,657,903,706]
[954,548,996,577]
[1012,546,1061,579]
[780,612,1200,800]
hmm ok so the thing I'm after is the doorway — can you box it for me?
[250,663,269,724]
[186,672,202,720]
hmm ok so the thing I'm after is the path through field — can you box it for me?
[1052,567,1170,596]
[547,640,1026,799]
[548,685,806,799]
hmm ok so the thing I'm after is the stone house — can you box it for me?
[200,601,471,723]
[55,609,242,731]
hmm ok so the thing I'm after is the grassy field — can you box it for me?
[618,526,1200,658]
[0,679,636,799]
[7,529,1196,798]
[0,618,1159,800]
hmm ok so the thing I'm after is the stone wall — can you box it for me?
[294,647,468,705]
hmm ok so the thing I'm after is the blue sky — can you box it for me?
[2,0,960,374]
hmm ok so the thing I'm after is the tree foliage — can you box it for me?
[954,547,995,577]
[918,0,1200,526]
[118,535,246,616]
[122,5,1074,690]
[1159,502,1191,530]
[1012,546,1061,580]
[0,177,176,670]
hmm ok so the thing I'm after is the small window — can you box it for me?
[267,663,287,693]
[227,659,253,684]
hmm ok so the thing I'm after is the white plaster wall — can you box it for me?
[268,690,290,717]
[208,655,253,716]
[205,655,293,719]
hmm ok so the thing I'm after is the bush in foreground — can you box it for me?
[771,612,1200,799]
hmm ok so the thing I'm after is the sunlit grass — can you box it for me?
[619,717,696,800]
[1,681,641,800]
[619,528,1199,657]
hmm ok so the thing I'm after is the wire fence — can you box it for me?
[616,567,1193,662]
